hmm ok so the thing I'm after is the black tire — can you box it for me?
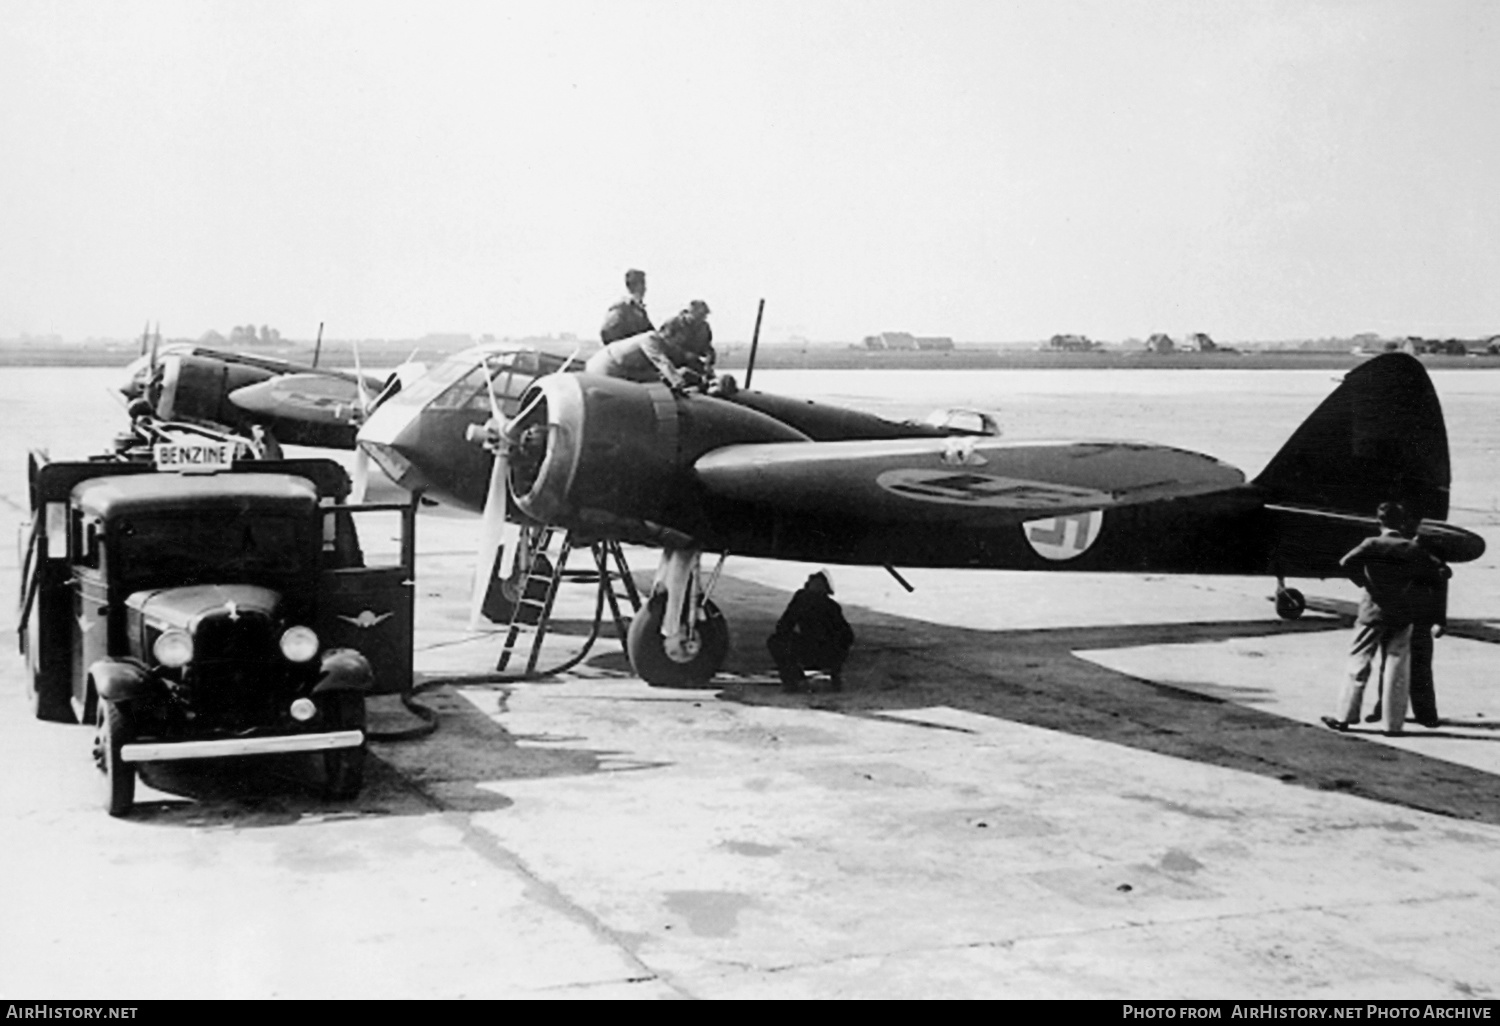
[94,700,135,818]
[320,691,367,800]
[627,592,730,687]
[1275,587,1306,620]
[23,611,76,724]
[28,680,76,723]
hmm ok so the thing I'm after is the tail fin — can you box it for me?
[1254,353,1451,520]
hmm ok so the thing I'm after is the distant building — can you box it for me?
[1044,333,1096,352]
[862,331,937,351]
[915,336,954,351]
[1401,337,1469,355]
[1146,333,1175,354]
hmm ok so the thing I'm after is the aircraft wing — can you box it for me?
[694,437,1247,525]
[229,373,375,427]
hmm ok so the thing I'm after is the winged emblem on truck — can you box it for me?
[337,610,394,629]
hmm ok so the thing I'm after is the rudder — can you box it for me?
[1253,353,1451,520]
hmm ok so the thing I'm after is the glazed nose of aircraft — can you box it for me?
[356,396,428,495]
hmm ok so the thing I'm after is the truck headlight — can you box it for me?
[153,629,194,668]
[280,625,319,663]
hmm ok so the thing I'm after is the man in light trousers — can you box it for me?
[1323,501,1447,736]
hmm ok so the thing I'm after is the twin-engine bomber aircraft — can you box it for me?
[357,350,1485,686]
[121,342,391,452]
[120,332,425,499]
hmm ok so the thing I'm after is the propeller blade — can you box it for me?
[352,338,374,419]
[465,353,520,629]
[351,447,371,504]
[468,442,510,630]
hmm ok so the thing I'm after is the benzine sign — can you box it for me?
[152,442,234,474]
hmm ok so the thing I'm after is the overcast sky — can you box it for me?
[2,0,1497,344]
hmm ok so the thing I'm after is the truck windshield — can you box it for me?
[115,514,308,581]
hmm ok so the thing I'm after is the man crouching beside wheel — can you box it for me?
[767,570,854,694]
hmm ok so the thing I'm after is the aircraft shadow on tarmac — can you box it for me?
[576,574,1500,828]
[127,574,1499,829]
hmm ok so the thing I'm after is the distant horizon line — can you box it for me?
[5,329,1498,350]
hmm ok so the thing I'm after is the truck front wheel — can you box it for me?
[321,692,366,801]
[94,700,135,817]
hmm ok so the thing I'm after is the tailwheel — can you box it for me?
[627,592,729,688]
[94,700,136,818]
[1275,587,1306,620]
[320,691,367,801]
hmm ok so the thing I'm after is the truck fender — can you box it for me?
[312,648,375,694]
[88,658,155,704]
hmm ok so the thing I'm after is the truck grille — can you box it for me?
[195,612,276,662]
[183,612,283,727]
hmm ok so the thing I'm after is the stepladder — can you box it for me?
[496,527,642,677]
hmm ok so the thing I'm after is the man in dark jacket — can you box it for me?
[584,300,715,394]
[1407,553,1450,728]
[1367,513,1451,728]
[767,570,854,694]
[1323,501,1448,735]
[656,300,715,389]
[600,268,652,344]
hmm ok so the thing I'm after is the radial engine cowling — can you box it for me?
[156,353,277,428]
[507,373,809,543]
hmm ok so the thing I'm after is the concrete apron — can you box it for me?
[8,523,1495,999]
[372,538,1500,1000]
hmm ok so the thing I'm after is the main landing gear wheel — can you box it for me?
[94,700,135,818]
[320,691,367,801]
[1275,587,1306,620]
[627,592,730,688]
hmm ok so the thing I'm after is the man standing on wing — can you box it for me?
[600,268,653,344]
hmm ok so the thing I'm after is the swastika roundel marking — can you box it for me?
[874,470,1112,509]
[1022,510,1104,561]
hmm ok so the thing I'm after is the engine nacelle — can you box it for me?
[507,374,810,543]
[155,353,277,428]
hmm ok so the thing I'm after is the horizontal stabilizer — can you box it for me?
[1264,503,1485,578]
